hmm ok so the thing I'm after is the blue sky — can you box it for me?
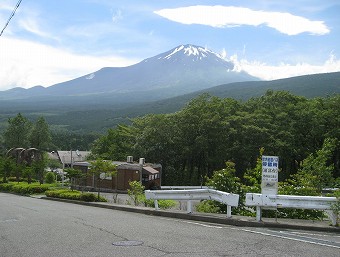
[0,0,339,90]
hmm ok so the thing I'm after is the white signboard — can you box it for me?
[261,156,279,195]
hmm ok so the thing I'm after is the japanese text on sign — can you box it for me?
[261,156,279,195]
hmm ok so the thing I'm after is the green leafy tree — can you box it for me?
[0,156,15,183]
[89,91,340,188]
[201,161,245,214]
[23,165,34,184]
[243,147,264,193]
[277,138,338,220]
[89,159,117,199]
[133,113,181,184]
[127,180,145,206]
[45,172,56,184]
[32,156,48,185]
[292,138,337,192]
[51,130,99,151]
[91,125,136,160]
[3,113,31,148]
[47,158,62,173]
[29,117,51,150]
[65,168,84,190]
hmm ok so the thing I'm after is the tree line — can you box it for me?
[1,90,339,189]
[0,113,97,153]
[91,90,340,187]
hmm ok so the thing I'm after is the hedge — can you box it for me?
[0,182,52,195]
[45,189,107,202]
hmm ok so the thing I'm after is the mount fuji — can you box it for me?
[0,44,259,101]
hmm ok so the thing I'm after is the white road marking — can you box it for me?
[238,228,340,249]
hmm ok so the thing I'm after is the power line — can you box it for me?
[0,0,23,37]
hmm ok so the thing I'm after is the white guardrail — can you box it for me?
[145,189,240,218]
[161,186,209,190]
[245,193,338,225]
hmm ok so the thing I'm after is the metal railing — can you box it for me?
[245,193,338,225]
[145,188,239,217]
[161,186,209,190]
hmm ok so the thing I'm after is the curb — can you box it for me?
[40,197,340,233]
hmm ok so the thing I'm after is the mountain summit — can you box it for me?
[0,44,259,100]
[147,44,233,68]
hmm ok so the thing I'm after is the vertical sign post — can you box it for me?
[261,156,279,195]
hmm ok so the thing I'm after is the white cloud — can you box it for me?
[18,17,59,40]
[0,2,12,12]
[0,37,139,90]
[231,53,340,80]
[111,9,122,22]
[154,5,330,35]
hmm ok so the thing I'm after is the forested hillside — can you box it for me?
[91,90,340,186]
[1,90,339,190]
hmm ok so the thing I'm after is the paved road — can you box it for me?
[0,193,339,257]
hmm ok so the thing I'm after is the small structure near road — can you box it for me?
[72,156,161,192]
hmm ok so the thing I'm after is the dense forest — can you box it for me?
[91,90,340,187]
[1,90,339,189]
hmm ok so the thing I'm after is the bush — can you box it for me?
[0,183,14,192]
[45,172,56,184]
[0,182,52,195]
[196,200,221,213]
[80,193,97,202]
[127,181,145,206]
[141,195,177,209]
[45,189,107,202]
[276,182,325,220]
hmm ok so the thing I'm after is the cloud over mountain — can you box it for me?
[154,5,330,35]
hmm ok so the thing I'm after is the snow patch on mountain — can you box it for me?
[162,45,185,59]
[161,44,223,61]
[86,73,95,80]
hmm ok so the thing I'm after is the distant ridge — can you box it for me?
[112,71,340,117]
[0,71,339,134]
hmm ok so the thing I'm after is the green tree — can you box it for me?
[127,180,145,206]
[23,165,34,184]
[29,117,51,150]
[91,125,136,160]
[89,91,340,188]
[133,113,181,184]
[3,113,31,148]
[47,158,62,173]
[45,172,56,184]
[243,147,264,193]
[32,155,48,185]
[202,161,245,214]
[292,138,338,192]
[65,168,84,190]
[51,130,99,151]
[0,156,15,183]
[174,95,237,183]
[276,138,338,220]
[89,159,117,199]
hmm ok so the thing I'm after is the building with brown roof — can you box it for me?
[72,156,161,192]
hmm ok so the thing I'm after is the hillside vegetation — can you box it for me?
[91,91,340,187]
[0,72,339,133]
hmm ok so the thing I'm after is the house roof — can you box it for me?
[57,150,91,164]
[143,166,159,174]
[73,160,161,173]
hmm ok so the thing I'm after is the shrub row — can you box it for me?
[0,182,52,195]
[141,195,177,209]
[45,189,107,202]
